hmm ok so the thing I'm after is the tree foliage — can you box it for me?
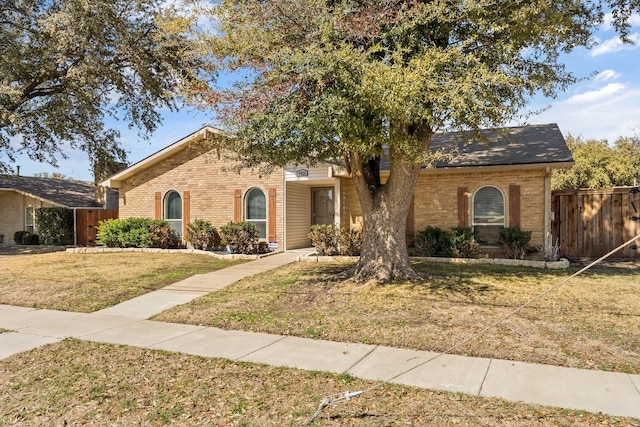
[552,135,640,189]
[0,0,201,174]
[184,0,603,282]
[187,0,603,279]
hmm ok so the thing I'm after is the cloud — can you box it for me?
[591,33,640,56]
[565,83,626,104]
[602,12,640,29]
[594,69,620,82]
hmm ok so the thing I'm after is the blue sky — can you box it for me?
[12,13,640,182]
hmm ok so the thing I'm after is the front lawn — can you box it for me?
[154,261,640,374]
[0,339,635,426]
[0,252,245,312]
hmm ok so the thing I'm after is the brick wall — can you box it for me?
[118,143,285,247]
[340,167,549,247]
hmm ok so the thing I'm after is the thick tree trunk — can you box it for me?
[350,153,423,283]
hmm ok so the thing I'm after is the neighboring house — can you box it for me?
[102,123,573,253]
[0,175,118,245]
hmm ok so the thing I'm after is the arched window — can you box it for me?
[245,188,266,239]
[473,186,504,245]
[164,190,182,236]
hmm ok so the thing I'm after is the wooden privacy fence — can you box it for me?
[551,187,640,260]
[75,208,118,246]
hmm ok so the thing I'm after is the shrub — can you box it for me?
[308,224,339,256]
[338,228,363,256]
[414,226,480,258]
[22,232,40,245]
[14,231,29,245]
[499,226,533,259]
[185,219,220,250]
[538,232,561,261]
[96,218,180,248]
[308,225,363,256]
[35,207,74,245]
[219,221,260,254]
[450,227,481,258]
[415,226,453,257]
[148,220,181,249]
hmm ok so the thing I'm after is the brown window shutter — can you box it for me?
[154,192,161,219]
[234,189,242,222]
[405,196,415,243]
[268,188,277,242]
[509,184,521,227]
[183,191,190,227]
[457,187,469,228]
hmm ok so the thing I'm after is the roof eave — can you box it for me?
[423,161,575,174]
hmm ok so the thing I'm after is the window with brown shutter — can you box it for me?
[233,189,242,222]
[268,188,277,242]
[509,184,521,227]
[457,187,469,228]
[154,192,161,219]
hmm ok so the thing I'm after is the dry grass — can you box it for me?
[1,339,637,426]
[154,261,640,374]
[0,252,244,312]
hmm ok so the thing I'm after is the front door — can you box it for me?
[312,187,335,225]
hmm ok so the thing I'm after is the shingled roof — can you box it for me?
[430,123,573,168]
[0,175,101,207]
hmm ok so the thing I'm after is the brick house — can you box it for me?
[102,123,573,252]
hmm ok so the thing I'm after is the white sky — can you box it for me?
[11,13,640,181]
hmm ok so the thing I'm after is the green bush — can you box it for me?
[499,226,533,259]
[14,231,29,245]
[415,226,453,257]
[22,232,40,245]
[96,218,180,248]
[450,227,481,258]
[35,207,74,245]
[415,226,480,258]
[219,221,260,254]
[185,219,220,250]
[308,225,363,256]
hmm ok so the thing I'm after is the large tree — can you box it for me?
[0,0,200,175]
[186,0,603,282]
[552,135,640,189]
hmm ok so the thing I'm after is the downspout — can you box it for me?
[544,167,551,251]
[283,168,287,251]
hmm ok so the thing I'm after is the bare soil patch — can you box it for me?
[154,261,640,373]
[0,252,244,312]
[1,339,636,426]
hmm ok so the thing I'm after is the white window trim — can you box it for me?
[472,185,505,245]
[164,190,183,236]
[245,188,267,240]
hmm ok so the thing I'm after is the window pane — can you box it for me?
[246,189,266,220]
[473,187,504,224]
[165,192,182,220]
[252,220,267,239]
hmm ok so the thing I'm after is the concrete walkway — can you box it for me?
[1,251,639,420]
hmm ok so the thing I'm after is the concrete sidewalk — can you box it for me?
[1,251,639,420]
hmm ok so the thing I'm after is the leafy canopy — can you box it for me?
[188,0,601,172]
[0,0,200,174]
[552,135,640,189]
